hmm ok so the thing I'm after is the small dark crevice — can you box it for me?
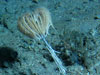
[94,16,99,20]
[43,54,54,62]
[0,47,18,68]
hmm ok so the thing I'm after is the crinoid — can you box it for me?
[17,7,66,75]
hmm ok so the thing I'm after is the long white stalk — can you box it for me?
[41,36,66,75]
